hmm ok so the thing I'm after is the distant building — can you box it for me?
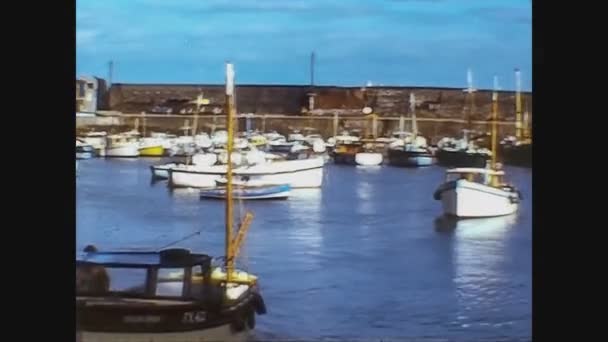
[76,76,108,113]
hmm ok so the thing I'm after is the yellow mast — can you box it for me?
[515,68,523,140]
[225,63,235,282]
[491,76,499,186]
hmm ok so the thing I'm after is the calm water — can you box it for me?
[76,158,532,341]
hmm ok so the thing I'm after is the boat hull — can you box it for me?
[76,152,95,160]
[106,145,140,158]
[436,149,488,168]
[200,184,291,200]
[139,145,165,157]
[355,152,383,166]
[387,149,434,167]
[79,321,249,342]
[435,179,519,218]
[333,153,357,165]
[150,164,177,179]
[170,158,324,188]
[501,143,532,168]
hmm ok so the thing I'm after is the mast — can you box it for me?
[491,76,499,172]
[410,92,418,138]
[515,68,523,140]
[225,62,235,282]
[466,68,476,131]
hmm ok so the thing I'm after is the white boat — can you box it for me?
[434,168,521,217]
[151,153,218,179]
[170,157,325,189]
[434,79,522,218]
[76,139,96,159]
[355,152,383,166]
[105,134,140,158]
[80,131,107,157]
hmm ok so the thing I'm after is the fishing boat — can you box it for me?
[387,93,435,167]
[434,77,522,218]
[501,69,532,168]
[80,131,107,157]
[76,62,267,342]
[76,139,96,159]
[436,69,491,168]
[201,184,291,200]
[105,133,140,158]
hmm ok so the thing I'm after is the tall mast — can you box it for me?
[225,62,235,282]
[491,76,499,171]
[515,68,523,140]
[410,92,418,138]
[466,68,476,131]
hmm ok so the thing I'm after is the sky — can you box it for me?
[76,0,532,91]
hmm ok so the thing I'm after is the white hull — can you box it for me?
[438,180,519,218]
[170,158,325,188]
[106,145,140,157]
[355,152,383,166]
[151,163,177,179]
[79,322,248,342]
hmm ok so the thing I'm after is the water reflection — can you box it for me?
[435,214,521,332]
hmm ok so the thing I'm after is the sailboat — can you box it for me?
[387,93,435,167]
[434,76,522,218]
[76,63,266,342]
[435,69,491,168]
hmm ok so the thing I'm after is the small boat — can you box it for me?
[80,131,107,157]
[501,137,531,167]
[139,137,165,157]
[435,132,491,168]
[333,141,364,165]
[354,139,384,166]
[76,139,96,159]
[76,248,266,342]
[387,93,436,167]
[434,77,522,218]
[200,184,291,200]
[105,134,140,158]
[433,167,521,217]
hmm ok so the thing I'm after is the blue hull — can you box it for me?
[200,184,291,200]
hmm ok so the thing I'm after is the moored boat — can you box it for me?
[200,183,291,200]
[434,76,522,218]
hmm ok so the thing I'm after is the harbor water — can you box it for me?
[76,158,532,341]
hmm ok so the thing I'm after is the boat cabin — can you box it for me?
[445,167,505,186]
[76,249,221,300]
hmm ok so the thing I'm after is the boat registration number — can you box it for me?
[182,311,207,323]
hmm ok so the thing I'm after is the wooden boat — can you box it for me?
[200,184,291,200]
[77,62,267,342]
[434,77,522,218]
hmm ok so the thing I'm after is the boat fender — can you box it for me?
[433,189,442,201]
[252,292,267,314]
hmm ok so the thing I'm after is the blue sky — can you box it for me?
[76,0,531,90]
